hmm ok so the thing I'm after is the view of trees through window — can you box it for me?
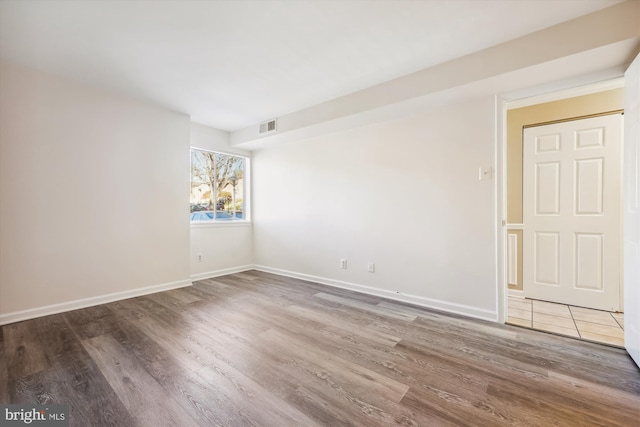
[190,149,246,221]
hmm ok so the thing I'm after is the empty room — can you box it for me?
[1,1,639,426]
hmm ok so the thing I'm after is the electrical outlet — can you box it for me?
[368,262,375,273]
[340,258,347,269]
[197,253,203,262]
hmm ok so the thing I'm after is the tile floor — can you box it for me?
[507,296,625,347]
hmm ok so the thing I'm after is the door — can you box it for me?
[624,52,640,367]
[523,114,623,311]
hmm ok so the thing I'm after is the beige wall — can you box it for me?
[506,88,624,290]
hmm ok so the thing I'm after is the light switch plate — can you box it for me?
[479,166,493,181]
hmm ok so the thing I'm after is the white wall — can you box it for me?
[189,123,253,279]
[0,61,191,322]
[252,96,497,320]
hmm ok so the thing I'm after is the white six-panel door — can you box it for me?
[523,114,623,311]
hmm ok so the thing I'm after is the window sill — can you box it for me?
[190,221,252,229]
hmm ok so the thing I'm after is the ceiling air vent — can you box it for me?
[259,119,277,134]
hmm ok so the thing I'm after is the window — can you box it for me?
[190,149,248,222]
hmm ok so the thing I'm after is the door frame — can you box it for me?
[497,79,625,324]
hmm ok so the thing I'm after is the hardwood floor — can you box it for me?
[2,270,639,426]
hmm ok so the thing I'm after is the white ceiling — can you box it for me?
[0,0,624,131]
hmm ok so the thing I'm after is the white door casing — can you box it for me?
[624,52,640,368]
[523,114,623,311]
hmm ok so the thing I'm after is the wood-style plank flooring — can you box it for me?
[1,270,639,426]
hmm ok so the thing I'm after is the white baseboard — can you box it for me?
[0,264,499,326]
[190,265,254,282]
[0,278,192,326]
[253,265,498,322]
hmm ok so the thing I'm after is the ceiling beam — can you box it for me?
[231,0,639,149]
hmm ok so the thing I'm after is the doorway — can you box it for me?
[504,83,625,346]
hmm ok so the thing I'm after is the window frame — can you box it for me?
[190,147,251,226]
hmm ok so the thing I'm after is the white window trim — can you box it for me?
[190,221,252,228]
[190,148,251,224]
